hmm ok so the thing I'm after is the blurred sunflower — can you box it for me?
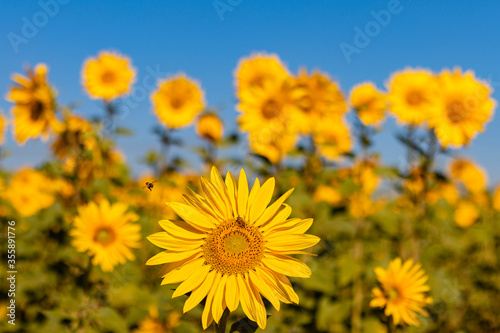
[313,117,352,160]
[0,112,6,145]
[196,113,224,143]
[146,167,319,329]
[6,64,60,144]
[386,68,440,126]
[235,53,289,99]
[429,69,495,148]
[151,74,205,129]
[352,158,380,194]
[454,200,479,227]
[51,114,96,159]
[448,158,487,193]
[350,82,387,126]
[426,182,459,205]
[2,168,57,217]
[313,185,342,205]
[248,125,297,164]
[492,185,500,211]
[288,69,347,134]
[133,306,181,333]
[370,258,433,327]
[70,199,141,272]
[81,51,136,101]
[348,192,382,218]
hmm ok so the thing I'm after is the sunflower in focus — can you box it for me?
[454,200,479,227]
[146,167,319,329]
[235,53,289,99]
[196,113,224,143]
[386,69,440,126]
[429,69,495,148]
[6,64,60,144]
[448,158,487,193]
[151,74,205,129]
[313,117,352,160]
[0,112,6,145]
[370,258,433,327]
[81,51,135,101]
[70,199,141,272]
[248,125,297,164]
[350,82,387,126]
[288,69,347,134]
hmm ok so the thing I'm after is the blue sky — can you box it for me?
[1,0,500,184]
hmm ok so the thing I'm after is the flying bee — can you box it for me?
[236,216,245,227]
[143,180,158,191]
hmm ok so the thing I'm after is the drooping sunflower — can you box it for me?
[288,69,348,134]
[6,63,60,144]
[146,167,319,329]
[151,74,205,129]
[81,51,136,101]
[70,199,141,272]
[0,112,6,145]
[313,116,352,160]
[196,113,224,143]
[350,82,387,126]
[370,258,433,327]
[234,53,289,99]
[429,69,495,148]
[386,68,441,126]
[448,158,487,194]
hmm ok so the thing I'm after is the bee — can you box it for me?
[236,216,245,227]
[143,180,158,191]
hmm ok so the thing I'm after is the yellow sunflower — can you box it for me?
[288,69,348,134]
[146,167,319,329]
[70,199,141,272]
[313,116,352,160]
[313,185,342,205]
[492,185,500,211]
[151,74,205,129]
[386,68,440,126]
[51,114,96,159]
[448,158,487,193]
[248,125,297,164]
[429,69,495,148]
[196,113,224,143]
[0,112,6,145]
[350,82,387,126]
[454,200,479,227]
[351,158,380,194]
[5,63,60,144]
[234,53,289,99]
[370,258,433,327]
[133,306,181,333]
[81,51,136,101]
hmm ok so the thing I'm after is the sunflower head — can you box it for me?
[454,200,479,227]
[0,112,7,145]
[151,74,205,129]
[386,68,441,126]
[448,158,487,193]
[429,68,496,148]
[6,63,60,145]
[70,199,141,272]
[51,114,96,159]
[146,167,319,330]
[313,185,342,205]
[313,116,352,160]
[350,82,387,126]
[370,258,433,327]
[81,51,136,101]
[248,125,297,164]
[196,113,224,143]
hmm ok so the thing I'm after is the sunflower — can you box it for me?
[492,185,500,211]
[448,158,487,193]
[350,82,387,126]
[234,53,289,99]
[151,74,205,129]
[248,125,297,164]
[313,185,342,205]
[196,113,224,143]
[0,112,6,145]
[70,199,141,272]
[348,193,382,218]
[313,116,352,160]
[288,69,348,134]
[81,51,136,101]
[386,68,441,126]
[51,114,96,159]
[351,158,380,194]
[146,167,319,329]
[6,64,59,144]
[133,306,181,333]
[429,69,495,148]
[454,200,479,227]
[370,258,433,327]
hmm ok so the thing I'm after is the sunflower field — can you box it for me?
[0,50,499,333]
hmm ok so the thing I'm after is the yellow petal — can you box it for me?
[249,177,275,223]
[147,232,203,250]
[254,188,294,227]
[212,274,228,323]
[265,218,314,237]
[237,274,257,322]
[184,190,224,221]
[246,178,261,219]
[202,272,221,330]
[237,169,249,218]
[225,171,239,217]
[266,234,320,251]
[158,219,206,239]
[146,249,202,266]
[172,264,210,298]
[168,202,217,230]
[201,177,231,219]
[260,204,292,233]
[249,279,267,329]
[262,254,312,278]
[249,270,280,311]
[160,257,205,284]
[184,271,217,313]
[225,274,239,312]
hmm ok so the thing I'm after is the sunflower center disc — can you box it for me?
[262,99,280,119]
[94,227,116,246]
[406,91,424,106]
[101,71,116,84]
[447,100,467,123]
[202,218,265,276]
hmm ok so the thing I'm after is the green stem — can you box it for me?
[215,308,230,333]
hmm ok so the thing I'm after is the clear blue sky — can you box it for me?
[1,0,500,184]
